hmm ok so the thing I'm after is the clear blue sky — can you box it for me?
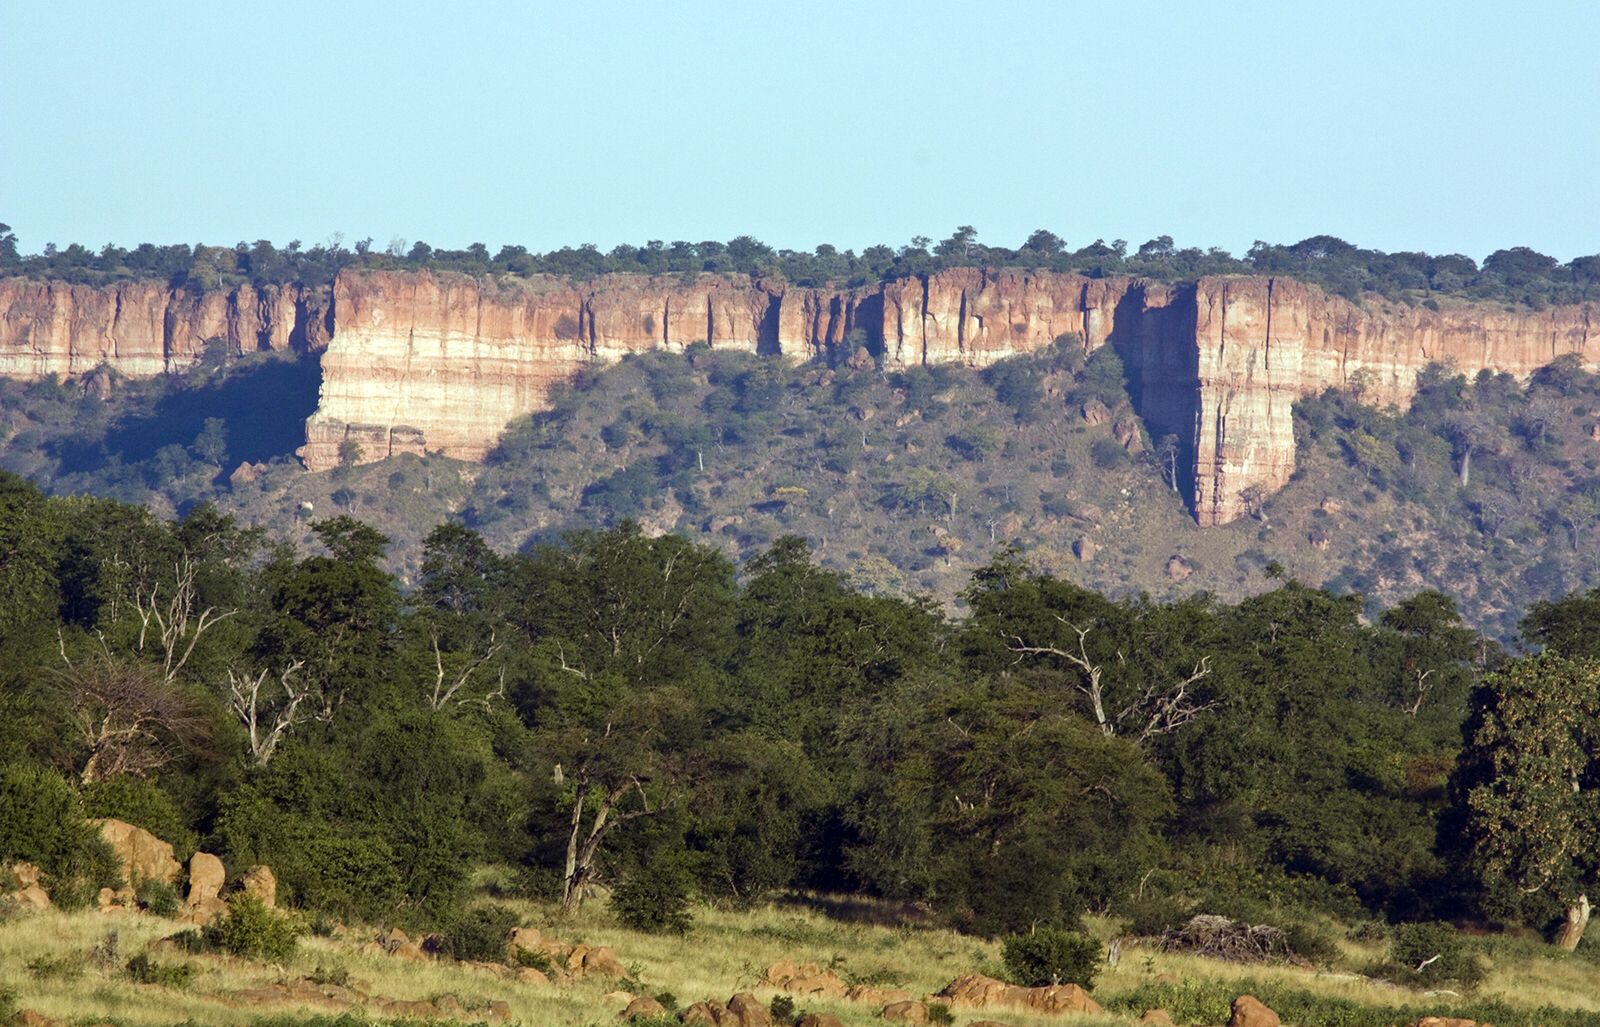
[3,0,1597,260]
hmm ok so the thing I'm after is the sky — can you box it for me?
[2,1,1597,261]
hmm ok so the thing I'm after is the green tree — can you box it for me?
[1453,653,1600,948]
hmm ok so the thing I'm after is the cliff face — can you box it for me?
[0,278,330,377]
[4,268,1594,527]
[1188,277,1596,523]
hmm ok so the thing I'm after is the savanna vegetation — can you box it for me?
[6,463,1600,1024]
[5,221,1598,307]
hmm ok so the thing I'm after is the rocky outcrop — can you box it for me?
[935,972,1102,1015]
[0,278,329,377]
[91,818,180,887]
[6,266,1596,526]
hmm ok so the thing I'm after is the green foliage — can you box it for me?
[768,994,796,1024]
[27,953,83,980]
[84,776,197,862]
[0,763,121,909]
[440,903,520,962]
[0,983,15,1025]
[136,878,182,918]
[1378,922,1486,990]
[125,952,196,988]
[611,855,694,934]
[205,893,301,962]
[1001,927,1102,988]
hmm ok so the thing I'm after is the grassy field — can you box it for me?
[4,891,1600,1027]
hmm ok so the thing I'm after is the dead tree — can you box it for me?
[132,554,236,684]
[57,647,210,784]
[428,629,504,710]
[227,660,331,766]
[1007,617,1217,742]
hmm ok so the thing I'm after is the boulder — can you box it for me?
[846,985,913,1006]
[240,864,277,908]
[186,853,225,907]
[935,973,1101,1016]
[1412,1020,1481,1027]
[1081,399,1111,425]
[17,1011,68,1027]
[620,996,667,1021]
[486,1000,512,1021]
[566,942,625,977]
[726,992,772,1027]
[1139,1010,1174,1025]
[797,1016,845,1027]
[510,926,567,960]
[7,861,51,911]
[764,960,846,999]
[1166,556,1193,582]
[91,818,180,886]
[680,1001,728,1025]
[880,1001,928,1024]
[377,927,410,950]
[1073,537,1096,562]
[603,991,637,1006]
[517,967,551,985]
[1229,995,1281,1027]
[391,941,429,962]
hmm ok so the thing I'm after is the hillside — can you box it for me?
[6,336,1600,637]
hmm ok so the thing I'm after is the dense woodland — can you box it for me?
[6,469,1600,978]
[4,222,1599,307]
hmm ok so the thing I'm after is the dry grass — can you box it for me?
[2,896,1598,1026]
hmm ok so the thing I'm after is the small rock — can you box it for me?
[727,992,772,1027]
[240,865,277,908]
[1229,995,1281,1027]
[1073,537,1096,562]
[620,996,667,1021]
[880,1001,929,1024]
[517,967,552,985]
[797,1016,845,1027]
[1139,1010,1174,1025]
[1166,555,1193,581]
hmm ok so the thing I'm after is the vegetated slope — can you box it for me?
[5,336,1600,635]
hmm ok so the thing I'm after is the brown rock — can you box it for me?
[765,960,847,999]
[726,992,771,1027]
[228,462,264,487]
[91,818,180,886]
[434,994,464,1015]
[1139,1010,1174,1025]
[1229,994,1281,1027]
[16,1010,68,1027]
[880,1000,929,1024]
[240,864,277,908]
[390,941,428,962]
[935,973,1101,1016]
[186,853,225,908]
[486,1000,512,1021]
[620,996,667,1021]
[1081,399,1112,425]
[797,1015,845,1027]
[1113,416,1145,452]
[517,967,551,985]
[680,1001,728,1025]
[846,985,913,1006]
[1166,556,1193,582]
[1073,537,1096,562]
[1412,1019,1480,1027]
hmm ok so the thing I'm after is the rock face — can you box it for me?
[91,818,180,887]
[0,278,329,377]
[5,267,1596,525]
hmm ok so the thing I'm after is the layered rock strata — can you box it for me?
[0,277,329,377]
[3,267,1594,526]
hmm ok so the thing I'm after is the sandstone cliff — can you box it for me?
[4,267,1594,527]
[0,277,330,378]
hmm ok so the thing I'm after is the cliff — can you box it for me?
[3,267,1594,526]
[0,278,330,377]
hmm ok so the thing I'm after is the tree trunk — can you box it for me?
[1555,894,1591,951]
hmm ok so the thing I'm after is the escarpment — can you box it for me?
[0,278,330,377]
[3,268,1594,525]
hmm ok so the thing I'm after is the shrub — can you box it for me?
[0,763,121,909]
[137,878,182,918]
[512,946,554,973]
[440,903,520,962]
[206,893,300,962]
[308,964,351,987]
[611,858,693,934]
[125,953,195,988]
[927,1003,954,1026]
[0,984,16,1025]
[1379,922,1485,990]
[1282,921,1341,968]
[27,954,83,980]
[1001,927,1102,989]
[768,994,796,1024]
[1090,436,1127,469]
[83,777,196,861]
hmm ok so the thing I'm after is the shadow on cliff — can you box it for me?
[81,354,322,471]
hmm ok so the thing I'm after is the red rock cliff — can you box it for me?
[0,278,330,377]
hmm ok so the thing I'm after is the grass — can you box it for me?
[2,893,1598,1027]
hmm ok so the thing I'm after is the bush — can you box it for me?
[27,954,83,980]
[768,995,796,1024]
[1001,927,1102,989]
[0,763,121,909]
[137,878,182,918]
[0,984,16,1025]
[440,903,520,962]
[1379,922,1486,990]
[84,777,197,861]
[611,858,693,934]
[1090,436,1127,469]
[205,893,301,962]
[125,953,195,988]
